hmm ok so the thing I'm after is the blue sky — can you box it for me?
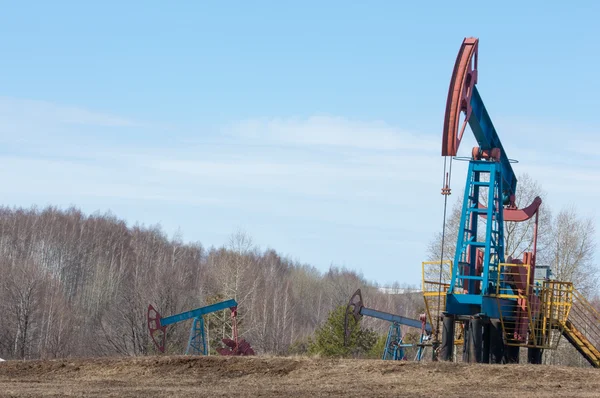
[0,1,599,286]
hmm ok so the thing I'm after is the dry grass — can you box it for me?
[0,355,598,397]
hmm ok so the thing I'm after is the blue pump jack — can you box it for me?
[437,37,546,364]
[344,289,432,361]
[147,299,254,356]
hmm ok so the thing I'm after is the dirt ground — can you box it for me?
[0,355,598,397]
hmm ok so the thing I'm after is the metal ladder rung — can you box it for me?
[465,241,487,248]
[466,208,489,214]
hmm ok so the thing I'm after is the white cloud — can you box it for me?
[0,97,141,151]
[0,155,225,207]
[0,96,138,128]
[148,116,443,205]
[227,115,439,152]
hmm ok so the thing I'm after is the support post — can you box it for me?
[440,313,455,361]
[504,345,520,364]
[482,321,491,364]
[464,316,483,363]
[527,318,543,364]
[490,319,504,364]
[528,347,542,364]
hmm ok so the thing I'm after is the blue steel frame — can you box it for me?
[160,299,237,356]
[382,323,409,360]
[360,307,432,333]
[160,299,237,326]
[186,316,207,355]
[415,332,427,361]
[359,307,431,362]
[445,87,513,318]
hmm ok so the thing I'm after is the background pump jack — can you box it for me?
[147,299,255,356]
[423,37,600,366]
[345,289,432,361]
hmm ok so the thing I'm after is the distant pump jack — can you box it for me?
[147,299,255,356]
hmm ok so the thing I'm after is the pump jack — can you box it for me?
[344,289,431,361]
[423,37,600,367]
[147,299,255,356]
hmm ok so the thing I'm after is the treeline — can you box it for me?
[0,206,421,360]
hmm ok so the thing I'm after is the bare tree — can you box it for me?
[2,260,45,359]
[504,174,552,262]
[547,207,598,296]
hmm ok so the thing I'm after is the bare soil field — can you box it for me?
[0,355,598,397]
